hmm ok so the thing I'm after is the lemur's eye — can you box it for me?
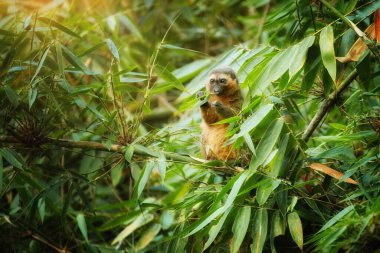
[220,78,226,84]
[210,79,215,83]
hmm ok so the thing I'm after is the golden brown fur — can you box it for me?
[197,67,243,161]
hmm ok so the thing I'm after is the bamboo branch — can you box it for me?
[319,0,366,37]
[0,135,241,174]
[302,69,358,142]
[319,0,379,60]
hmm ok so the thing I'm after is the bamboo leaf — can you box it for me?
[234,104,273,139]
[112,212,154,245]
[38,17,81,38]
[249,119,283,173]
[187,171,249,236]
[0,148,23,169]
[270,210,286,253]
[55,42,65,77]
[37,198,45,223]
[135,223,161,251]
[203,207,232,251]
[0,154,2,193]
[133,161,154,199]
[118,14,143,40]
[124,145,134,163]
[86,105,106,121]
[111,162,123,186]
[106,38,120,61]
[289,36,315,76]
[61,45,92,75]
[162,44,206,55]
[287,212,303,250]
[244,133,256,155]
[319,26,336,83]
[3,86,20,107]
[256,178,281,206]
[28,86,38,109]
[155,65,187,92]
[310,163,358,185]
[76,213,88,241]
[232,206,251,253]
[319,205,354,232]
[31,47,49,84]
[250,208,268,253]
[157,152,166,181]
[270,134,289,177]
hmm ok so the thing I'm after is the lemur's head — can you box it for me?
[207,67,239,96]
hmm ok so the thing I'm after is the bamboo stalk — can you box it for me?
[302,69,358,142]
[0,135,241,174]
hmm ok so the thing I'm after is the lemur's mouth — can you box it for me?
[211,89,223,95]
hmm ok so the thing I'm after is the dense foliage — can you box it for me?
[0,0,379,252]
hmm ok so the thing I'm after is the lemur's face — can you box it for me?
[207,73,232,95]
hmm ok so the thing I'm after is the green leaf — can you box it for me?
[111,162,123,186]
[214,115,240,125]
[118,14,143,40]
[124,145,134,163]
[31,47,49,84]
[3,86,20,107]
[38,17,81,38]
[243,133,256,155]
[288,36,315,76]
[133,161,154,199]
[341,155,376,182]
[37,198,45,223]
[112,212,154,245]
[106,38,120,61]
[76,213,88,241]
[270,133,289,177]
[250,208,268,253]
[287,212,303,250]
[249,119,283,173]
[328,122,346,131]
[319,26,336,83]
[155,65,187,92]
[62,45,92,75]
[55,42,65,77]
[256,178,281,206]
[172,58,212,82]
[276,185,288,217]
[288,196,298,213]
[162,44,206,55]
[28,86,38,109]
[319,205,354,232]
[272,210,285,237]
[157,152,166,181]
[0,154,3,193]
[0,29,16,36]
[203,207,232,251]
[232,206,251,253]
[270,210,286,253]
[0,148,23,169]
[234,104,273,139]
[314,130,376,142]
[86,105,106,121]
[187,171,249,236]
[135,223,162,251]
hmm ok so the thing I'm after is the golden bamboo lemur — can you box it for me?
[197,67,243,161]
